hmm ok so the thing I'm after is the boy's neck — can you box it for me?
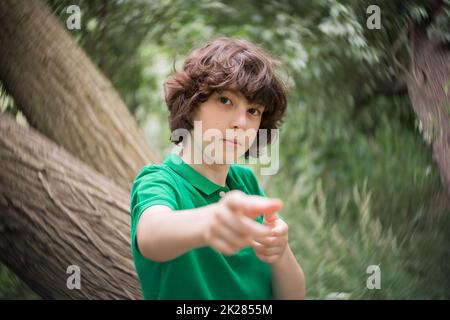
[179,147,230,188]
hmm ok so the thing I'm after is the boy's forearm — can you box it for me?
[271,245,306,300]
[138,205,211,262]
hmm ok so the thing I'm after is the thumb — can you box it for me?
[263,211,279,224]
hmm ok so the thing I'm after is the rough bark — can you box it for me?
[0,0,160,191]
[0,113,141,299]
[406,25,450,197]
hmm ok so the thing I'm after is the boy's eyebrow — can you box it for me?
[234,91,244,98]
[220,90,265,109]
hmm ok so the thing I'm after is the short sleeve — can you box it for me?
[130,166,179,254]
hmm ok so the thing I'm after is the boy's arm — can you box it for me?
[271,246,306,299]
[136,191,280,262]
[136,205,209,262]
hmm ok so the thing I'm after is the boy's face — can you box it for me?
[190,89,265,164]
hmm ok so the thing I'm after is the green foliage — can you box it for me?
[266,107,449,298]
[0,264,39,299]
[3,0,450,299]
[427,1,450,43]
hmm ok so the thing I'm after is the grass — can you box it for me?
[263,103,450,299]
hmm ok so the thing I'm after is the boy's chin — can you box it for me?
[203,151,246,165]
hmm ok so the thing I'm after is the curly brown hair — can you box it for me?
[164,37,289,156]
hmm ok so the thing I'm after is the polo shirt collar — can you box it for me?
[164,152,243,196]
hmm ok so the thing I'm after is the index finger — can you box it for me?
[225,191,283,219]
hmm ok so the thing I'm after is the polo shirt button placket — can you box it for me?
[219,191,226,198]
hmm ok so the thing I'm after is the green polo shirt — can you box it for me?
[130,152,273,300]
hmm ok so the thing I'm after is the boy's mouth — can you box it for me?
[222,138,241,147]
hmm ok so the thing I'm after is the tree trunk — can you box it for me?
[406,25,450,197]
[0,0,160,191]
[0,113,141,299]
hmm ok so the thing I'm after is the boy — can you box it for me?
[130,37,305,299]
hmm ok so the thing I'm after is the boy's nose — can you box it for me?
[230,109,247,129]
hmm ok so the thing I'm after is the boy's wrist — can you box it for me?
[271,244,291,269]
[193,204,216,249]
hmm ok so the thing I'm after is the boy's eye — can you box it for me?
[248,108,262,116]
[219,96,232,105]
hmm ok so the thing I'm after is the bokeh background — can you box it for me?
[1,0,450,299]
